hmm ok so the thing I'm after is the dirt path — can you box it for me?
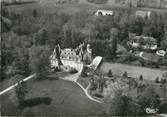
[60,65,103,104]
[60,73,103,103]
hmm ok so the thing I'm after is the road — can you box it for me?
[0,74,36,95]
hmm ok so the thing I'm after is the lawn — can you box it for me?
[5,0,167,15]
[1,78,105,116]
[102,62,167,81]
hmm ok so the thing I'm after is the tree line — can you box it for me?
[1,6,167,81]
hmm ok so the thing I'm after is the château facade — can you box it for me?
[50,48,83,71]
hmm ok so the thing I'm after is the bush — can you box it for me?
[122,71,128,78]
[93,93,104,98]
[160,78,166,85]
[15,81,28,107]
[55,67,61,72]
[69,68,78,74]
[159,101,167,113]
[90,82,97,90]
[107,69,113,77]
[139,75,143,81]
[155,77,159,83]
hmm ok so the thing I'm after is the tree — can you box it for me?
[128,15,136,33]
[34,29,48,45]
[19,17,39,35]
[16,80,28,107]
[161,38,167,50]
[135,17,144,35]
[62,23,84,48]
[159,101,167,113]
[155,77,159,83]
[162,82,167,98]
[118,13,129,43]
[106,91,140,116]
[107,28,118,59]
[137,82,147,94]
[123,71,128,78]
[33,9,38,18]
[107,69,113,77]
[29,45,50,78]
[137,86,160,114]
[162,72,167,98]
[1,32,32,79]
[139,75,143,81]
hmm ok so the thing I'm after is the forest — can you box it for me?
[1,2,167,116]
[1,5,167,81]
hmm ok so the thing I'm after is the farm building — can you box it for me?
[95,10,113,16]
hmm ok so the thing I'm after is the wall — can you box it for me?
[51,59,83,71]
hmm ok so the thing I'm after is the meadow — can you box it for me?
[102,62,167,81]
[5,0,167,15]
[1,78,105,116]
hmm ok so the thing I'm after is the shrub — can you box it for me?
[159,101,167,113]
[93,93,104,98]
[160,78,167,85]
[155,77,159,83]
[55,67,61,72]
[69,68,78,74]
[139,75,143,81]
[107,69,113,77]
[123,71,128,78]
[15,81,28,107]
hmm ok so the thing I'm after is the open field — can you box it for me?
[102,62,167,81]
[1,78,105,116]
[4,0,167,15]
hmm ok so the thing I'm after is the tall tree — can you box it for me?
[106,91,140,116]
[107,28,118,59]
[29,45,50,78]
[137,86,160,114]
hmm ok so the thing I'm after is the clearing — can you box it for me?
[1,78,105,116]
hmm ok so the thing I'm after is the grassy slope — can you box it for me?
[5,0,167,15]
[1,79,105,116]
[102,62,166,81]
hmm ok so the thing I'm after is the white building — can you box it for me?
[50,48,83,71]
[130,36,157,50]
[50,44,103,72]
[95,10,113,16]
[135,10,151,18]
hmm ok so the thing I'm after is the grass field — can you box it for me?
[102,62,167,81]
[5,0,167,15]
[1,78,105,116]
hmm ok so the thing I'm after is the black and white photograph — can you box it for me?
[1,0,167,116]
